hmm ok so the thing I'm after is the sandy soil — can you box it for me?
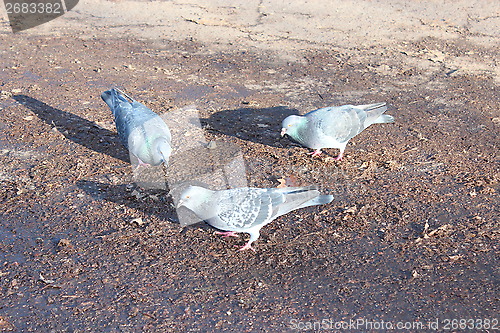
[0,0,499,331]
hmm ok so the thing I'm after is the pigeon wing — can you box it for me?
[209,188,274,231]
[125,103,171,163]
[308,106,367,144]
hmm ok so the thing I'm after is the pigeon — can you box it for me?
[281,103,394,160]
[177,185,333,251]
[101,88,172,166]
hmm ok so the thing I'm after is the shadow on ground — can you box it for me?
[13,95,129,162]
[202,106,298,147]
[76,179,181,223]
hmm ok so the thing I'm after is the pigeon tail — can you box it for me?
[296,194,334,209]
[114,88,135,102]
[101,89,116,108]
[373,114,395,124]
[276,185,318,194]
[357,102,387,112]
[101,89,124,111]
[273,186,322,217]
[359,102,392,126]
[101,88,135,109]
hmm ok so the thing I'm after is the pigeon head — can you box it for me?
[177,186,213,210]
[152,138,172,166]
[281,115,304,137]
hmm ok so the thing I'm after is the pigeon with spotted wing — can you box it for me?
[177,185,333,251]
[101,88,172,166]
[281,103,394,160]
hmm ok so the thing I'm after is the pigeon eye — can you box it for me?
[186,195,190,199]
[288,124,292,127]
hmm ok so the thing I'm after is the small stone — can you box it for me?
[131,190,145,199]
[0,315,16,330]
[39,273,55,284]
[344,206,357,214]
[1,91,12,98]
[129,307,140,317]
[130,218,145,226]
[58,239,71,247]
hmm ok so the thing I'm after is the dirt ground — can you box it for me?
[0,0,499,332]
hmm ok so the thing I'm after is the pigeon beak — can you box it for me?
[176,199,184,209]
[280,128,286,137]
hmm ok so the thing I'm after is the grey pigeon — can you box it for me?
[281,103,394,160]
[101,88,172,166]
[177,185,333,251]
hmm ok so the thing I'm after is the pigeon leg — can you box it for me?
[137,158,150,166]
[238,241,256,252]
[132,157,151,173]
[308,149,322,157]
[237,230,259,252]
[333,149,345,161]
[215,231,239,238]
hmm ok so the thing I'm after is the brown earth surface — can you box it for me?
[0,0,499,331]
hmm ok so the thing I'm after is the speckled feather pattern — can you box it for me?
[212,188,274,231]
[282,103,393,154]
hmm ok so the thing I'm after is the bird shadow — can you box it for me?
[13,95,129,163]
[76,179,211,230]
[201,106,299,148]
[76,179,181,224]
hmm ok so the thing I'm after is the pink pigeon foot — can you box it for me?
[333,152,344,161]
[215,231,239,238]
[132,157,151,172]
[308,150,322,157]
[237,242,256,252]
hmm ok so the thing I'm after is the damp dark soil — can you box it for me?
[0,32,498,332]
